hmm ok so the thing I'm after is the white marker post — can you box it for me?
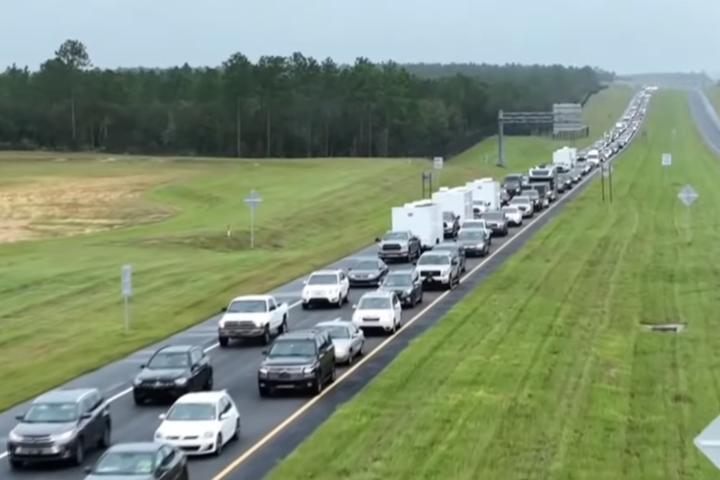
[677,184,699,243]
[121,264,132,332]
[433,156,443,190]
[662,153,672,166]
[244,190,262,248]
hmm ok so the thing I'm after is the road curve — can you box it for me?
[687,89,720,154]
[0,96,645,480]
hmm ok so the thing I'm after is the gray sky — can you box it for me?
[2,0,717,73]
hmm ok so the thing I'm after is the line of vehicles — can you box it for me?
[3,87,655,478]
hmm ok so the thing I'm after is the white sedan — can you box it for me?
[315,320,365,364]
[154,391,240,456]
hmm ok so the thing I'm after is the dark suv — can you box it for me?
[258,330,336,397]
[502,173,524,197]
[133,345,214,405]
[378,269,423,307]
[7,388,112,469]
[375,230,422,263]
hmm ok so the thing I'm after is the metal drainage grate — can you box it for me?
[641,323,685,333]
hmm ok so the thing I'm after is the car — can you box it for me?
[480,210,509,236]
[347,258,389,287]
[217,294,289,347]
[502,173,524,197]
[257,330,336,397]
[154,391,240,456]
[378,269,423,307]
[509,196,534,218]
[133,345,214,405]
[351,291,403,334]
[375,230,422,263]
[442,211,460,239]
[501,206,523,226]
[301,269,350,309]
[460,219,493,240]
[557,173,572,191]
[415,251,460,290]
[314,320,365,364]
[7,388,112,469]
[433,241,466,273]
[522,189,543,211]
[472,200,490,217]
[454,228,490,257]
[83,442,188,480]
[569,167,584,183]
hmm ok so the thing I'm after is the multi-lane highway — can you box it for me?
[0,94,647,480]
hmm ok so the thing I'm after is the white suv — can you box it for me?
[351,291,402,334]
[301,269,349,309]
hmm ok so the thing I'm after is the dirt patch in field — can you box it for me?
[0,175,177,243]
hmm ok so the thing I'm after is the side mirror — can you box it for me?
[352,304,357,309]
[261,350,268,355]
[15,414,24,421]
[159,413,166,420]
[139,364,145,369]
[220,306,227,312]
[81,413,92,420]
[302,280,307,285]
[452,260,458,265]
[280,302,287,307]
[219,413,229,420]
[84,466,93,474]
[375,237,381,243]
[412,261,417,266]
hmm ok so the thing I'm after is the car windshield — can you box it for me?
[418,254,450,266]
[483,212,504,220]
[502,207,518,214]
[307,274,338,285]
[442,212,455,221]
[462,222,483,229]
[91,451,156,476]
[504,176,521,183]
[358,297,392,309]
[382,274,412,287]
[227,299,267,313]
[166,402,216,421]
[23,402,78,423]
[382,232,407,241]
[510,197,530,205]
[317,325,350,339]
[353,260,378,270]
[457,230,484,241]
[268,340,316,357]
[147,351,189,369]
[525,190,539,198]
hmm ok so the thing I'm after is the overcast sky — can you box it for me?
[2,0,717,74]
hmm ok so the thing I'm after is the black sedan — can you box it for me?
[84,443,189,480]
[347,259,389,287]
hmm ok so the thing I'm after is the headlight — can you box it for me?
[154,431,164,439]
[403,289,413,296]
[174,378,188,386]
[258,367,268,375]
[8,430,22,442]
[133,378,142,386]
[476,243,485,248]
[302,366,316,376]
[50,430,75,442]
[202,431,214,439]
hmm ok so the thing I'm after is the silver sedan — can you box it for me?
[314,320,365,365]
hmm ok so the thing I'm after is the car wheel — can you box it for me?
[329,365,337,383]
[231,418,241,441]
[98,423,111,448]
[218,337,229,347]
[261,327,271,345]
[301,303,309,310]
[313,375,324,396]
[280,317,288,334]
[133,393,144,406]
[358,341,365,356]
[73,439,85,466]
[8,459,23,470]
[258,386,270,398]
[214,434,223,456]
[204,375,213,390]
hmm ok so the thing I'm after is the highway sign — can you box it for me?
[121,264,132,297]
[662,153,672,166]
[433,156,443,169]
[678,184,699,207]
[244,190,262,248]
[601,164,612,177]
[695,415,720,471]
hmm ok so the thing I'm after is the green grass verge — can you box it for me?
[262,90,720,480]
[0,85,633,411]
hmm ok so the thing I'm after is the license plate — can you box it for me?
[18,447,48,455]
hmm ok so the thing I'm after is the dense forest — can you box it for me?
[0,40,610,158]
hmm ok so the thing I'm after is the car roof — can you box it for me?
[174,391,226,404]
[107,442,161,453]
[386,269,415,275]
[360,290,394,298]
[421,250,451,257]
[229,295,270,302]
[310,269,341,276]
[315,320,354,328]
[156,345,194,354]
[276,330,322,340]
[34,388,98,404]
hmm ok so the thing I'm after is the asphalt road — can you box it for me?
[0,95,647,480]
[687,89,720,153]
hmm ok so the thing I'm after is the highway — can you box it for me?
[0,95,646,480]
[687,89,720,154]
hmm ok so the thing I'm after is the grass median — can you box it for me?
[0,85,633,411]
[262,90,720,480]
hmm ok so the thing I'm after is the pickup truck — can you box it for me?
[218,294,289,346]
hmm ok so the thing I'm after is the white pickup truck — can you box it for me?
[218,294,289,346]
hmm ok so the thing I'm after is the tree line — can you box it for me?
[0,40,610,158]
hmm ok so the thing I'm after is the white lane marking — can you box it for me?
[209,149,630,480]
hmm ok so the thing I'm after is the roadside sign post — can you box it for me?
[662,153,672,166]
[601,164,613,202]
[677,184,699,243]
[433,156,443,187]
[244,190,262,248]
[421,171,433,199]
[121,264,132,332]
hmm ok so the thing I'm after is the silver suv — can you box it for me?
[415,251,460,290]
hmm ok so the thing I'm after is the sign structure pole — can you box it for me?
[432,156,443,188]
[121,264,132,332]
[244,190,263,248]
[608,165,613,203]
[677,184,699,243]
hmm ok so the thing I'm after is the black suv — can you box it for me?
[502,173,524,197]
[258,330,336,397]
[133,345,214,405]
[7,388,112,469]
[442,211,460,239]
[378,269,423,307]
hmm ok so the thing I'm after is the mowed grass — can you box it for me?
[0,86,633,411]
[262,90,720,480]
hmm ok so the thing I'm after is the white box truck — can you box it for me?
[432,187,473,223]
[552,147,576,170]
[466,179,502,214]
[394,201,443,250]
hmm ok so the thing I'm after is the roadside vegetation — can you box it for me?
[0,85,631,412]
[262,90,720,480]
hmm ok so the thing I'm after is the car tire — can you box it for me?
[218,337,229,347]
[312,376,324,396]
[204,375,213,390]
[358,341,365,356]
[8,459,22,470]
[73,439,85,466]
[329,365,337,383]
[258,386,270,398]
[214,434,223,456]
[231,419,241,441]
[98,423,111,448]
[261,327,271,345]
[133,393,144,406]
[301,303,309,310]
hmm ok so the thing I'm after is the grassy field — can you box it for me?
[0,85,633,411]
[262,91,720,480]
